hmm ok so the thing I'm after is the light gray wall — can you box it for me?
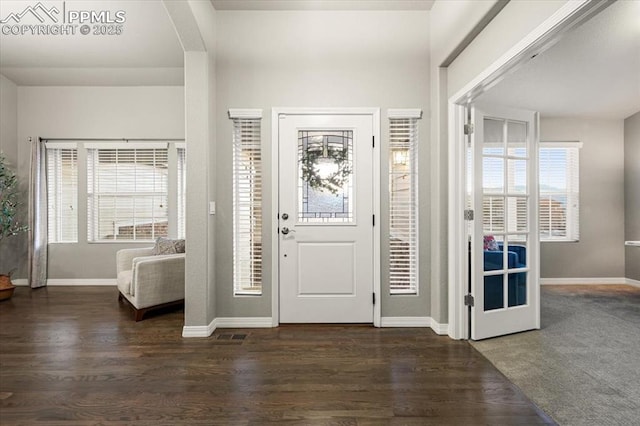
[15,86,184,279]
[429,0,503,324]
[215,10,430,318]
[540,117,625,278]
[624,111,640,281]
[447,0,567,97]
[0,74,22,276]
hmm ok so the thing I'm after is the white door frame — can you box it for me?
[447,0,611,339]
[271,108,381,327]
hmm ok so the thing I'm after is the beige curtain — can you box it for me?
[28,138,47,289]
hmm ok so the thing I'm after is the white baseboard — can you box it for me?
[430,318,449,335]
[182,318,216,338]
[626,278,640,288]
[48,279,116,286]
[10,278,116,286]
[182,317,273,338]
[380,316,448,335]
[540,277,627,285]
[215,317,274,328]
[381,316,431,327]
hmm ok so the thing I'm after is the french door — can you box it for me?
[278,113,375,323]
[470,104,540,340]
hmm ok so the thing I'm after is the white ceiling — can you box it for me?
[477,0,640,120]
[0,0,184,85]
[211,0,434,11]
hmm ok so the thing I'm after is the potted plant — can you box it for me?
[0,154,28,300]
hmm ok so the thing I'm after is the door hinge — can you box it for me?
[464,123,474,135]
[464,294,475,307]
[464,209,474,221]
[373,292,376,305]
[372,136,375,148]
[372,214,375,226]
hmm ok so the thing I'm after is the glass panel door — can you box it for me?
[471,105,539,340]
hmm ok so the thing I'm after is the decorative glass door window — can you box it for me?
[298,130,354,223]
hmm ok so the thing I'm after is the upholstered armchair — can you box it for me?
[116,246,185,321]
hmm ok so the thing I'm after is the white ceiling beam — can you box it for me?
[163,0,206,52]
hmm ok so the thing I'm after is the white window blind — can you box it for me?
[177,146,186,239]
[539,142,581,241]
[232,117,262,295]
[46,145,78,243]
[87,146,169,242]
[389,114,420,294]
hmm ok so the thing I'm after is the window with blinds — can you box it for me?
[177,146,186,239]
[87,145,169,242]
[46,144,78,243]
[389,112,420,294]
[539,142,581,241]
[231,114,262,295]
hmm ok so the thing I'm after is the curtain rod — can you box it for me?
[38,138,185,142]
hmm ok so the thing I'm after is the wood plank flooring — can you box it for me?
[0,286,554,425]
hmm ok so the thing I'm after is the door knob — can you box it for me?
[282,213,289,220]
[281,227,290,235]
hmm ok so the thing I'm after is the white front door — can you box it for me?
[470,104,540,340]
[278,113,375,323]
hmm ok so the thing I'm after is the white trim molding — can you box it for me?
[182,319,216,338]
[541,278,627,285]
[381,316,449,335]
[215,317,273,328]
[182,317,274,338]
[430,319,449,335]
[11,279,116,286]
[387,108,422,119]
[626,278,640,288]
[228,108,263,119]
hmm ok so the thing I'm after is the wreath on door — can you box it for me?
[301,146,351,195]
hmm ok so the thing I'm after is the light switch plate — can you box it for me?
[209,201,216,215]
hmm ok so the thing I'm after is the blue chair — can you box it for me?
[483,245,526,310]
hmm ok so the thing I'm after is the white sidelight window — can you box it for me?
[388,109,421,294]
[177,144,186,239]
[230,110,263,295]
[46,143,78,243]
[539,142,581,242]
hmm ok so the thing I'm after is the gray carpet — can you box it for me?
[471,285,640,426]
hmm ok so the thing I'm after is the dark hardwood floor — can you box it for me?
[0,286,554,425]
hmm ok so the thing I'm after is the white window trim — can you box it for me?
[229,109,263,119]
[388,109,423,119]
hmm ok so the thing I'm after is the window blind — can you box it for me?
[539,143,580,241]
[389,116,419,294]
[232,117,262,295]
[87,147,169,241]
[177,146,186,239]
[46,145,78,243]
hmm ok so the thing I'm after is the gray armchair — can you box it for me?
[116,247,185,321]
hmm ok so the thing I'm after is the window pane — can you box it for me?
[483,157,504,194]
[233,118,262,295]
[87,148,168,242]
[539,146,580,241]
[389,117,419,295]
[47,148,78,242]
[298,131,353,223]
